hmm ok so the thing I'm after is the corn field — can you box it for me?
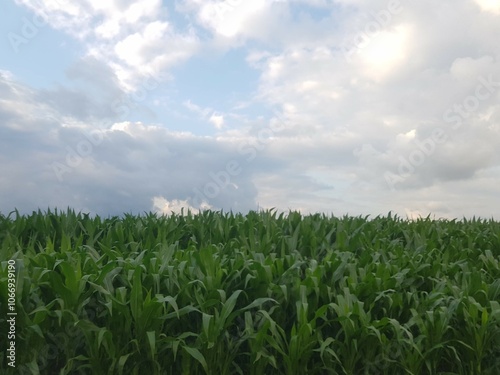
[1,209,500,374]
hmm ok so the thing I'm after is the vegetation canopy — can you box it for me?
[1,209,499,374]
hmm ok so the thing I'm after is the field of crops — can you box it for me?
[1,209,500,374]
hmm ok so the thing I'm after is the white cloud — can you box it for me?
[114,21,170,68]
[474,0,500,14]
[209,113,225,129]
[450,55,497,83]
[15,0,198,90]
[183,100,211,117]
[238,0,500,218]
[196,0,269,38]
[183,100,228,129]
[358,24,412,81]
[152,196,212,215]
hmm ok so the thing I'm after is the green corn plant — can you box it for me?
[1,209,500,374]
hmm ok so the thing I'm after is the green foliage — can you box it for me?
[0,209,499,374]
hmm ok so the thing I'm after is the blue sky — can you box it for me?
[1,0,500,219]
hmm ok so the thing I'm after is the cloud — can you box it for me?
[194,0,270,38]
[183,100,228,129]
[183,100,212,118]
[474,0,500,14]
[180,0,342,51]
[15,0,199,90]
[0,73,263,216]
[237,0,500,218]
[357,24,412,81]
[209,113,224,129]
[152,197,212,215]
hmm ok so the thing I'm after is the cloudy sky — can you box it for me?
[1,0,500,219]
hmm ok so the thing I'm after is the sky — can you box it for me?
[1,0,500,219]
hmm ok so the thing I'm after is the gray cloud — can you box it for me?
[0,73,264,216]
